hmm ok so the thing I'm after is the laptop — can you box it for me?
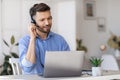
[43,51,85,77]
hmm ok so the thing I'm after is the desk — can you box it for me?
[0,71,120,80]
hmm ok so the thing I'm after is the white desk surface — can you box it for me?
[0,71,120,80]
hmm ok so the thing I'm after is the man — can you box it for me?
[18,3,70,75]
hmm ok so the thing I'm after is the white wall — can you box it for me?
[57,1,76,50]
[76,0,120,69]
[0,0,22,66]
[107,0,120,36]
[76,0,108,58]
[0,0,4,69]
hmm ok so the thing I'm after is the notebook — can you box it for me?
[43,51,85,77]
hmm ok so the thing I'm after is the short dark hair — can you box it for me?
[30,3,50,19]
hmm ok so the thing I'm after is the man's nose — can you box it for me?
[45,20,49,25]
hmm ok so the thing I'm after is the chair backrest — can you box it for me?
[101,54,119,71]
[9,58,22,75]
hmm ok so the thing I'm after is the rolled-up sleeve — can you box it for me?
[22,58,33,67]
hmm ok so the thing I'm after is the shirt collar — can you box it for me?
[47,31,54,39]
[36,31,54,40]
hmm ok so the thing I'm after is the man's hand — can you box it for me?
[28,23,37,39]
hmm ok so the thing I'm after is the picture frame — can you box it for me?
[97,17,106,32]
[84,0,96,20]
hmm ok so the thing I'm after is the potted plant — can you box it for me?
[0,35,19,75]
[76,39,87,52]
[107,33,120,58]
[89,57,103,76]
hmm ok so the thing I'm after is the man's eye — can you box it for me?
[40,19,44,21]
[49,16,52,20]
[48,17,52,20]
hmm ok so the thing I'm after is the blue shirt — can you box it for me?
[18,32,70,74]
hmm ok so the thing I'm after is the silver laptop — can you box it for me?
[43,51,85,77]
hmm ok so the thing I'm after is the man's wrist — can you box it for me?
[30,37,36,41]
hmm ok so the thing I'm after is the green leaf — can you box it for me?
[3,62,10,69]
[1,35,19,75]
[1,62,13,75]
[15,43,19,46]
[0,70,9,75]
[89,57,103,67]
[10,52,19,58]
[76,39,87,52]
[11,35,15,45]
[3,39,9,47]
[3,52,6,56]
[4,55,11,62]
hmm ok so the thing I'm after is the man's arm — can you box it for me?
[25,38,36,64]
[25,23,37,64]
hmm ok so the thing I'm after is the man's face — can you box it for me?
[34,10,52,33]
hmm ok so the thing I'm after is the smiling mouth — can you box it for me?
[44,27,50,29]
[44,25,51,29]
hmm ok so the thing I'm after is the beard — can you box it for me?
[36,25,51,33]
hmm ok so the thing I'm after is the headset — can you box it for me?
[31,16,36,24]
[30,14,45,33]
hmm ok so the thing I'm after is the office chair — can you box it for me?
[101,54,119,71]
[9,58,22,75]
